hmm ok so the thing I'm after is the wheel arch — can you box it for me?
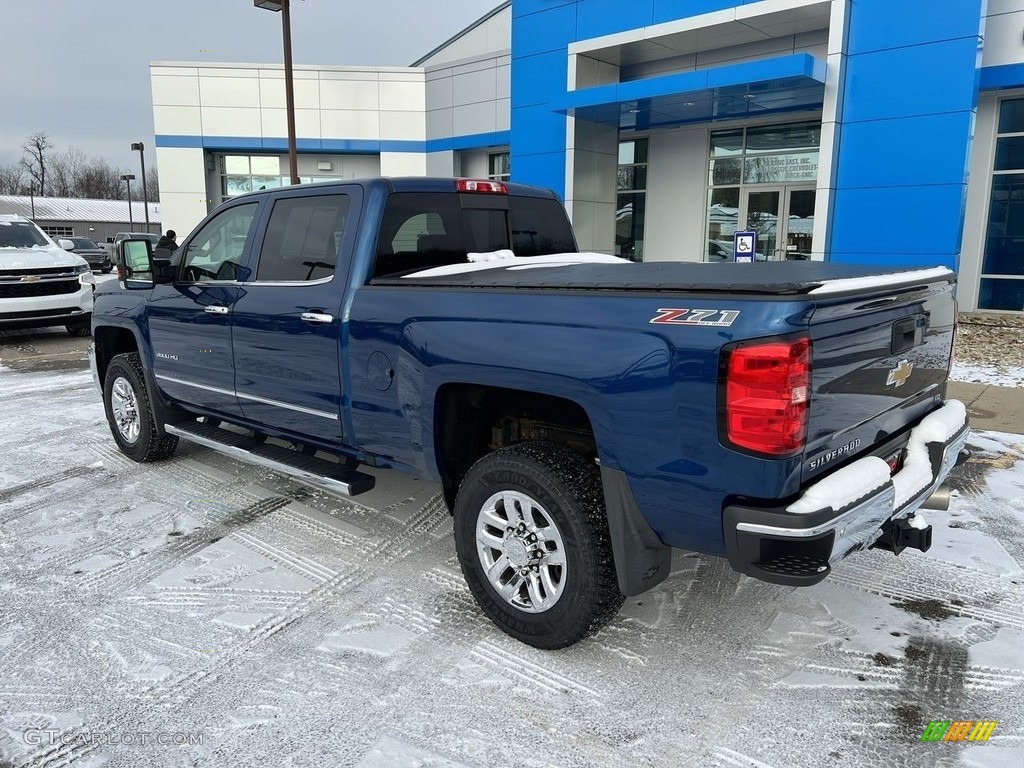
[433,382,670,597]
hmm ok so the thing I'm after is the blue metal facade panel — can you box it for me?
[828,0,983,269]
[836,112,975,189]
[840,37,980,123]
[831,185,969,259]
[980,63,1024,91]
[845,0,983,54]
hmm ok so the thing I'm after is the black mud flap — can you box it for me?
[600,466,672,597]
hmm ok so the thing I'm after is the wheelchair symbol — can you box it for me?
[737,239,751,252]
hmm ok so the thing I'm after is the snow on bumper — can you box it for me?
[724,400,970,586]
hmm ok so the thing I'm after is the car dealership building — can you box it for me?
[151,0,1024,312]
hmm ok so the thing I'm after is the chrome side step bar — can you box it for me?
[165,421,375,497]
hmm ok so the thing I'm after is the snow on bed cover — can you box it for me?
[401,251,629,278]
[786,400,967,514]
[808,266,953,295]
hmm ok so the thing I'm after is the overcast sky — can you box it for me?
[1,0,501,168]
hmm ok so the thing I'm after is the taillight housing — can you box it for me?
[722,336,811,457]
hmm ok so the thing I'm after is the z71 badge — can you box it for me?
[649,308,740,327]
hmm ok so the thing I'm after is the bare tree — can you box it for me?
[145,164,160,202]
[49,147,88,198]
[20,132,53,196]
[78,158,129,200]
[0,163,27,195]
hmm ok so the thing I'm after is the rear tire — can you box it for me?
[103,352,179,462]
[453,442,624,649]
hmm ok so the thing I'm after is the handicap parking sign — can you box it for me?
[733,230,756,263]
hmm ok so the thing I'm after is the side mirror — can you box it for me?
[58,238,76,251]
[119,238,156,289]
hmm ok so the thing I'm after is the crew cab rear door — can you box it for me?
[229,186,360,444]
[149,201,260,417]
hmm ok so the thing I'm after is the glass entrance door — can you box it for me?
[741,188,780,261]
[740,186,816,260]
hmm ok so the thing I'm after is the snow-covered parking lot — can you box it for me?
[1,359,1023,768]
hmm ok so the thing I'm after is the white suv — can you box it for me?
[0,215,96,336]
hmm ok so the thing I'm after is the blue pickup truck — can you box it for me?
[91,177,968,648]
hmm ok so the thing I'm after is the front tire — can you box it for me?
[102,352,178,462]
[453,442,624,649]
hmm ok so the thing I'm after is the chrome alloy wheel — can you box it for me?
[476,490,567,613]
[110,376,141,444]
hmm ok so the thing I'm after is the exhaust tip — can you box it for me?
[921,486,951,511]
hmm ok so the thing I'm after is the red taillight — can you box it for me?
[456,178,507,194]
[724,337,811,456]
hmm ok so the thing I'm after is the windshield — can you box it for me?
[71,237,99,249]
[0,221,50,248]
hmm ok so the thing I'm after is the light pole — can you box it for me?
[130,142,151,232]
[254,0,300,185]
[121,174,136,229]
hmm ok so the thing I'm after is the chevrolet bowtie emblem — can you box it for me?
[887,359,914,388]
[20,275,40,283]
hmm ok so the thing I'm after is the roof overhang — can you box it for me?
[557,52,826,130]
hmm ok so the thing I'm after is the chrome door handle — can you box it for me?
[204,305,229,315]
[301,311,334,324]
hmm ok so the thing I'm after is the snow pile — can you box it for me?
[951,361,1024,388]
[892,399,967,508]
[467,249,516,262]
[786,456,892,514]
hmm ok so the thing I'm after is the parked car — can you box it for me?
[91,178,967,649]
[64,236,112,273]
[0,215,95,336]
[107,232,160,266]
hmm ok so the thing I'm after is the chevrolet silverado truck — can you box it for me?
[1,215,96,336]
[90,177,968,649]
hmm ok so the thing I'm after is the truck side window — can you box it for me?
[256,194,350,282]
[374,193,467,278]
[182,203,258,283]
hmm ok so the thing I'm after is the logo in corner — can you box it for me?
[886,359,914,388]
[920,720,996,742]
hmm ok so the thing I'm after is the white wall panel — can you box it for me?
[380,152,427,176]
[320,110,380,140]
[152,106,202,136]
[380,80,426,112]
[319,79,380,110]
[645,127,709,262]
[199,76,260,108]
[152,76,200,106]
[200,107,262,136]
[453,101,497,135]
[380,111,426,140]
[982,10,1024,67]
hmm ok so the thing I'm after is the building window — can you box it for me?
[980,98,1024,311]
[41,226,74,238]
[706,122,820,262]
[488,152,510,181]
[220,155,341,200]
[616,138,648,261]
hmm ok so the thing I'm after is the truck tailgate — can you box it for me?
[802,270,957,485]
